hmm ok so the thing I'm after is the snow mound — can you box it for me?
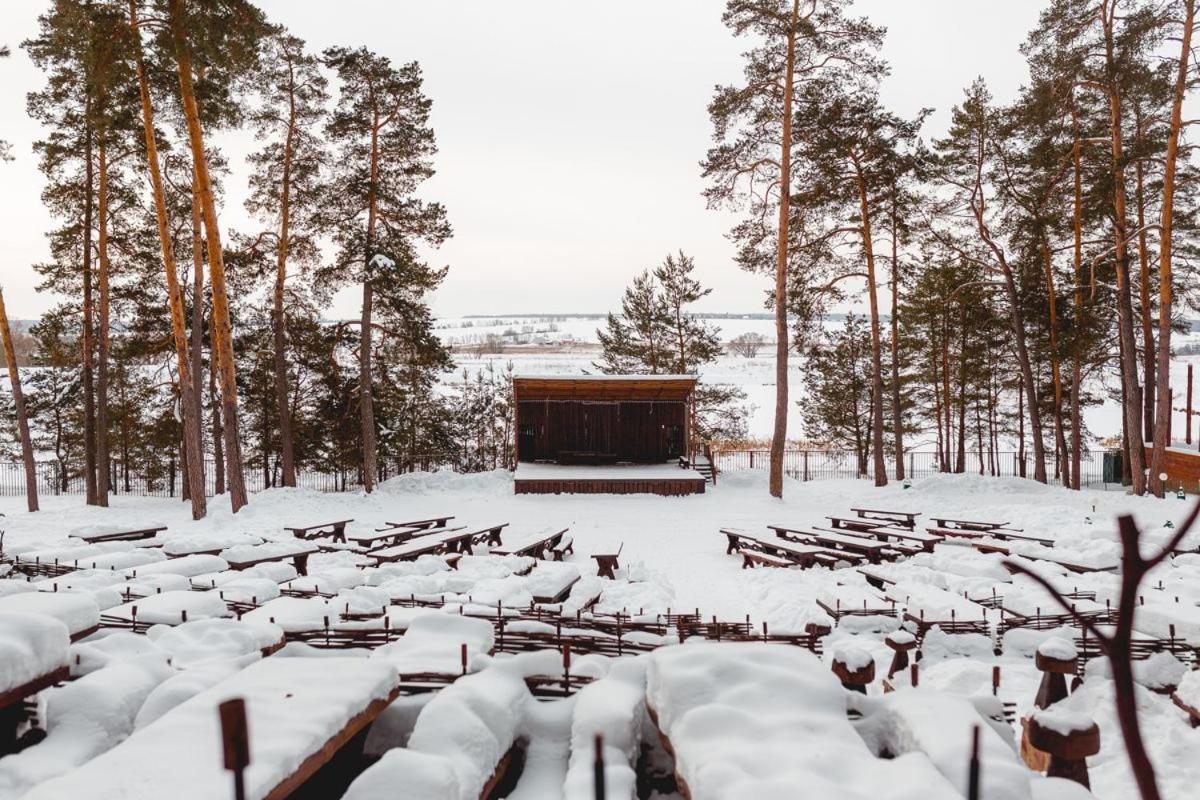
[0,611,69,693]
[376,468,514,497]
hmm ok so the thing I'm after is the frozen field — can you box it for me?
[438,313,1200,445]
[1,471,1199,798]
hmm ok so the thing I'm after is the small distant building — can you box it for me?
[511,375,707,496]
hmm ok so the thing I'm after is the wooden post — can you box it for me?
[593,734,606,800]
[967,725,981,800]
[218,698,250,800]
[1188,365,1193,445]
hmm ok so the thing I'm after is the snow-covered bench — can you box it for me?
[490,526,570,560]
[69,526,168,544]
[220,541,319,577]
[21,658,401,800]
[0,612,70,755]
[284,519,354,543]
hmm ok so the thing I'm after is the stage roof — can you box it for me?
[512,375,698,401]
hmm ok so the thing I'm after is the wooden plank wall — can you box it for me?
[514,477,706,496]
[517,400,686,463]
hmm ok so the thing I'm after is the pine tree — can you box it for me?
[245,31,328,488]
[323,46,451,492]
[0,287,38,511]
[704,0,885,496]
[802,314,875,475]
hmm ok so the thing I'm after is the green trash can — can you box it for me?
[1102,450,1124,485]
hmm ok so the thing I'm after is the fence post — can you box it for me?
[803,450,809,482]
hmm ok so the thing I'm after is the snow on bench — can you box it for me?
[563,657,647,799]
[125,553,229,579]
[22,657,401,800]
[69,525,168,544]
[489,526,570,559]
[853,689,1043,798]
[373,611,494,678]
[0,658,173,795]
[344,652,552,800]
[105,591,230,627]
[646,642,963,799]
[0,612,69,701]
[243,596,334,633]
[220,541,319,576]
[191,562,299,590]
[213,577,282,606]
[0,592,100,641]
[162,532,263,557]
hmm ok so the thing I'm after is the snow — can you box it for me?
[1037,637,1078,662]
[1177,669,1200,709]
[0,591,99,637]
[145,618,284,667]
[0,611,69,693]
[372,611,494,675]
[1031,705,1097,736]
[23,658,400,800]
[0,657,174,797]
[563,657,647,799]
[106,591,230,626]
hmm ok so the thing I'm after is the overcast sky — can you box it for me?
[0,1,1046,320]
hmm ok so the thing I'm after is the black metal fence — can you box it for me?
[711,449,1111,488]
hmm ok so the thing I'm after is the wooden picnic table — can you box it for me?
[378,515,455,532]
[826,516,886,533]
[931,517,1016,532]
[491,527,569,560]
[224,541,319,576]
[720,528,837,569]
[771,524,890,565]
[369,523,508,563]
[349,523,463,550]
[70,525,167,544]
[285,519,354,544]
[853,525,943,553]
[851,508,920,530]
[0,665,70,755]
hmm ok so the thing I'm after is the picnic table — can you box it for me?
[348,523,462,550]
[851,508,920,530]
[850,525,943,553]
[720,528,850,569]
[825,516,886,533]
[222,541,319,577]
[368,523,508,563]
[20,658,401,800]
[490,527,569,560]
[770,524,890,565]
[931,517,1014,532]
[285,519,354,544]
[377,515,454,532]
[70,525,167,544]
[0,613,70,755]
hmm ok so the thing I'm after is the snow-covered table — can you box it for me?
[22,657,401,800]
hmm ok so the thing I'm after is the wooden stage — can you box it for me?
[513,463,707,496]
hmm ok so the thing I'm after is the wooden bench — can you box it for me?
[70,526,167,544]
[592,543,624,579]
[851,508,919,530]
[851,525,943,553]
[368,524,507,563]
[348,524,463,550]
[738,548,794,569]
[770,524,890,565]
[224,541,319,577]
[378,515,454,532]
[720,528,848,569]
[550,534,574,561]
[285,519,354,544]
[932,517,1015,532]
[825,516,886,533]
[0,665,70,755]
[490,527,569,559]
[1173,693,1200,728]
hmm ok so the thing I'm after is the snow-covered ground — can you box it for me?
[1,471,1199,799]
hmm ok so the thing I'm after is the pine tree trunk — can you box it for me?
[889,187,904,480]
[210,353,225,496]
[1070,117,1085,491]
[851,157,887,486]
[1152,0,1195,498]
[168,0,247,511]
[1040,237,1070,487]
[189,171,206,494]
[96,131,111,506]
[0,288,38,512]
[81,116,98,505]
[1135,159,1155,445]
[128,0,206,519]
[359,103,382,494]
[1101,1,1147,495]
[273,83,298,487]
[768,0,800,499]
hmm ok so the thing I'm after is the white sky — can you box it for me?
[0,0,1045,321]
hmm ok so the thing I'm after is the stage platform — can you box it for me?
[513,462,708,496]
